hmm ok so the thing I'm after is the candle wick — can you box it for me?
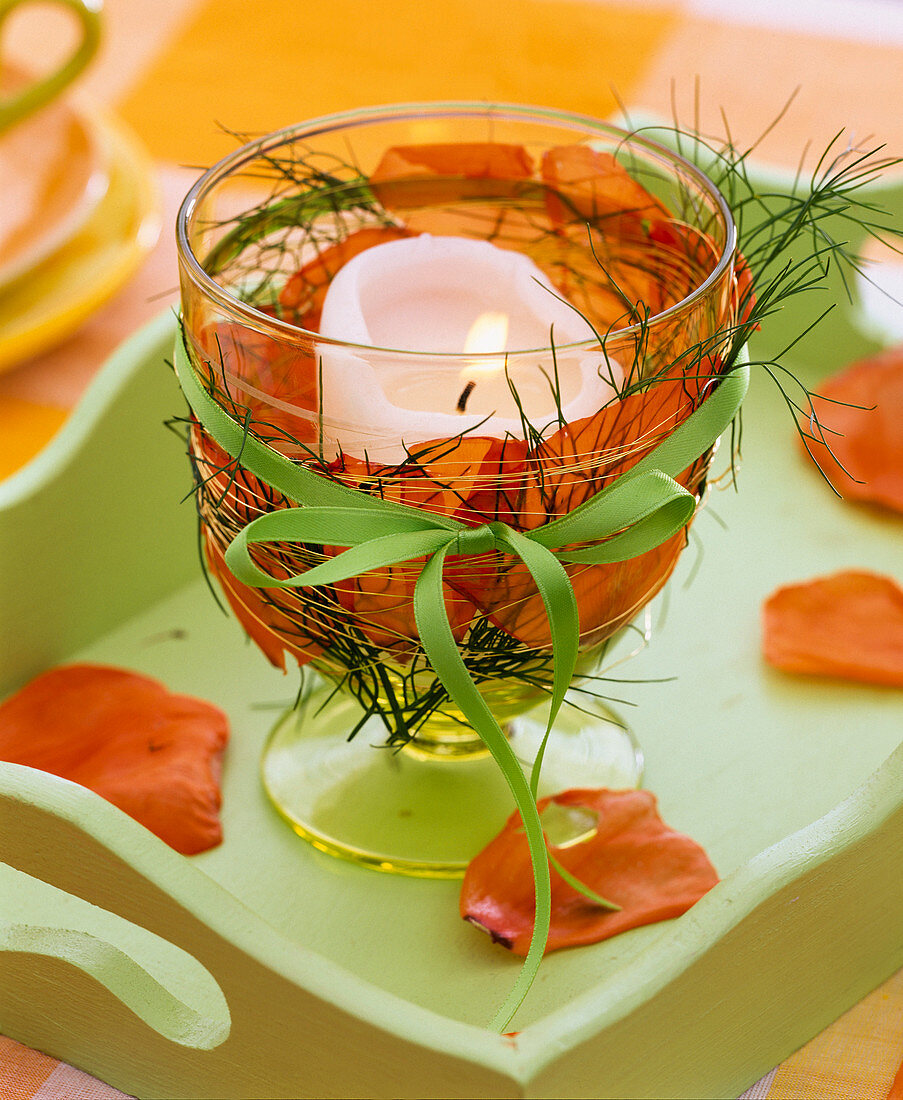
[457,380,476,413]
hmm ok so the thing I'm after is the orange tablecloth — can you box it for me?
[1,0,902,1095]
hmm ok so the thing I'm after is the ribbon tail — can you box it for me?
[494,526,579,798]
[413,547,551,1033]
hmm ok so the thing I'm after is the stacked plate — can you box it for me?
[0,64,160,373]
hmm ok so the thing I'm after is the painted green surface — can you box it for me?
[0,168,902,1097]
[0,312,197,693]
[0,861,230,1049]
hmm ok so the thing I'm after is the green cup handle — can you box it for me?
[0,0,102,134]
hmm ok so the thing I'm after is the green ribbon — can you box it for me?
[174,334,748,1029]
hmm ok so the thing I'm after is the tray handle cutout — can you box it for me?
[0,862,231,1050]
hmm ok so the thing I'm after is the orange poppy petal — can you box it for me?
[370,142,535,210]
[194,319,320,445]
[541,144,666,229]
[805,346,903,513]
[0,665,229,854]
[461,788,719,956]
[279,226,412,318]
[762,570,903,687]
[374,142,534,181]
[205,538,325,671]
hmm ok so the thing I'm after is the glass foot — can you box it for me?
[262,683,644,878]
[506,692,645,797]
[261,685,513,878]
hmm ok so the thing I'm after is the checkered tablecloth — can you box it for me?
[2,0,902,1095]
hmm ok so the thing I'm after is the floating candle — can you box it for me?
[317,235,621,461]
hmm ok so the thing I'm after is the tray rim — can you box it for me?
[0,759,517,1077]
[0,309,176,513]
[3,720,903,1088]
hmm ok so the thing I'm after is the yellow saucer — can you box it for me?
[0,64,110,291]
[0,106,161,374]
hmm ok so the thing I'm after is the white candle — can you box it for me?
[317,235,621,462]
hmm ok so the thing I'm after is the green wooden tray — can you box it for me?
[1,170,902,1098]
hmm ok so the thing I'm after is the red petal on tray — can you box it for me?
[763,570,903,687]
[461,788,719,956]
[805,345,903,513]
[0,664,229,854]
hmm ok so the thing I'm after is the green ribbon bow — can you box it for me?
[174,334,748,1029]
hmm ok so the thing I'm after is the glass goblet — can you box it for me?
[175,102,738,876]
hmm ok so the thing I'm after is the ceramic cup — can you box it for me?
[0,0,101,134]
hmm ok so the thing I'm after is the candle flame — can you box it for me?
[463,311,509,357]
[457,312,510,413]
